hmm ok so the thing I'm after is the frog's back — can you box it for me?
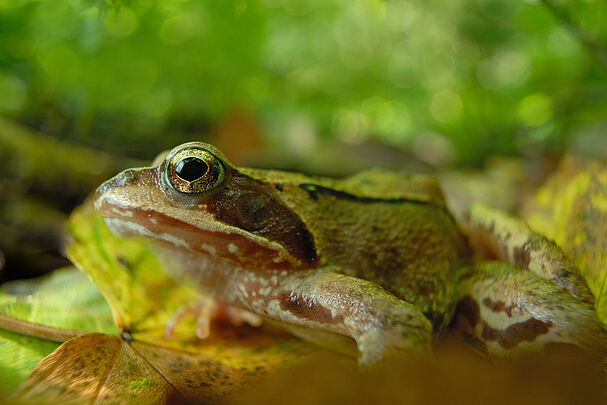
[244,167,463,332]
[246,167,449,208]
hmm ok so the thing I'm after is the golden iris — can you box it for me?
[165,147,226,194]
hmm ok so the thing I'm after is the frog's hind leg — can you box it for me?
[457,204,607,357]
[465,203,593,303]
[454,262,607,358]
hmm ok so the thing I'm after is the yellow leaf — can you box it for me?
[523,155,607,323]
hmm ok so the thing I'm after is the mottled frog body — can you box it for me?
[95,142,607,364]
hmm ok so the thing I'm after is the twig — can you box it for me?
[0,314,83,343]
[539,0,607,71]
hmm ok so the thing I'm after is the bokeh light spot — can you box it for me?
[477,50,530,90]
[37,45,82,82]
[105,7,138,38]
[518,93,553,127]
[139,88,173,118]
[430,90,463,123]
[0,73,27,112]
[333,109,369,143]
[159,14,197,45]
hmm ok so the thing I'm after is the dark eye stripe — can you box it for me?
[204,172,318,265]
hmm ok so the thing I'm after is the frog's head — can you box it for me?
[94,142,317,269]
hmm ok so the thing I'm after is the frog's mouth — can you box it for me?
[96,197,303,270]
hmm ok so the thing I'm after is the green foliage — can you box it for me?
[0,268,114,395]
[0,0,606,162]
[0,332,57,397]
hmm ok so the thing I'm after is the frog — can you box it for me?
[94,142,607,364]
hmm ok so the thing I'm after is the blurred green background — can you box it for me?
[1,0,607,281]
[1,0,606,165]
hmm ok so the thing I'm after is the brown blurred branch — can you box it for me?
[539,0,607,71]
[0,314,82,343]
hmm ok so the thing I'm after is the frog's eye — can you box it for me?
[165,148,226,195]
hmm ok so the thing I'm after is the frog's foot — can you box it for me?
[164,300,263,340]
[356,324,433,365]
[454,262,607,359]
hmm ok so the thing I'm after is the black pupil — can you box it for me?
[174,157,209,182]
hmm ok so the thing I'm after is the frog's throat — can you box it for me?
[96,200,304,270]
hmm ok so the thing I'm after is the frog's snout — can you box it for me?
[97,169,138,193]
[109,169,138,188]
[94,169,138,211]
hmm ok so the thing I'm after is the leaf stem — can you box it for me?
[0,314,84,343]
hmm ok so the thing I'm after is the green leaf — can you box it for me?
[0,267,114,395]
[0,332,58,397]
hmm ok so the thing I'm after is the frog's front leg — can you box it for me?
[159,249,432,364]
[233,269,434,365]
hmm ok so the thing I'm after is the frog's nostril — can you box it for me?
[119,169,136,183]
[96,169,136,195]
[96,181,110,196]
[111,169,137,187]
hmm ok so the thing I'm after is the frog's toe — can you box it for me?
[164,301,208,340]
[164,300,264,340]
[195,314,211,339]
[224,306,263,328]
